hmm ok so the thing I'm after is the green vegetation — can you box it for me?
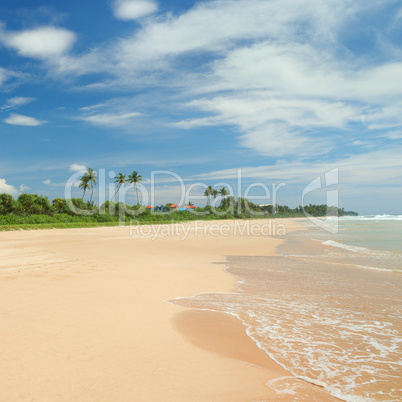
[112,173,127,201]
[79,168,98,202]
[203,186,214,206]
[0,190,357,231]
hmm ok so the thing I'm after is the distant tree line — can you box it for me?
[0,191,357,227]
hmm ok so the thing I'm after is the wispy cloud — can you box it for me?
[382,130,402,140]
[175,93,357,156]
[77,111,141,127]
[170,39,402,155]
[191,147,402,188]
[36,0,401,159]
[43,0,361,78]
[79,102,108,112]
[1,96,35,110]
[4,113,47,126]
[0,67,9,86]
[0,67,24,88]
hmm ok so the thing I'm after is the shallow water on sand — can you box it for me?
[170,222,402,401]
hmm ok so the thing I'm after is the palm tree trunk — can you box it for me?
[135,186,139,204]
[112,185,121,201]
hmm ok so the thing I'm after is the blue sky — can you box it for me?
[1,0,401,214]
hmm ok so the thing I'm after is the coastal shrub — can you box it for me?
[0,214,20,224]
[15,194,52,216]
[52,198,73,215]
[99,201,115,215]
[26,214,55,224]
[0,193,14,215]
[0,214,50,224]
[95,214,120,223]
[115,202,130,217]
[0,192,358,229]
[53,213,85,223]
[64,198,98,215]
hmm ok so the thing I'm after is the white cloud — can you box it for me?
[41,1,399,96]
[122,0,342,62]
[175,92,355,156]
[201,43,402,102]
[43,179,51,185]
[1,96,35,110]
[168,38,402,154]
[382,130,402,140]
[360,103,402,130]
[167,39,402,156]
[41,0,400,159]
[191,147,402,188]
[19,184,30,192]
[0,178,18,196]
[2,0,400,161]
[3,26,76,59]
[79,102,108,112]
[0,68,8,86]
[239,125,314,157]
[69,163,87,172]
[45,0,360,78]
[78,111,141,127]
[113,0,158,20]
[4,113,47,126]
[0,67,23,87]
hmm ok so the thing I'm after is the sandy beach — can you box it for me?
[0,219,335,401]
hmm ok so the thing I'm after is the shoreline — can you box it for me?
[171,309,339,401]
[167,221,341,401]
[0,218,335,400]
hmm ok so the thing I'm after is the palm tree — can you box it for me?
[219,187,228,198]
[204,186,213,206]
[128,171,142,204]
[218,187,228,209]
[79,174,90,199]
[112,173,126,200]
[211,189,218,206]
[85,168,98,203]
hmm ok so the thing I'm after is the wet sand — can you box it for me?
[0,219,333,401]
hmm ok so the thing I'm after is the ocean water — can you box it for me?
[170,217,402,401]
[316,215,402,253]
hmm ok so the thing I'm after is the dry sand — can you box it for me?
[0,219,334,401]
